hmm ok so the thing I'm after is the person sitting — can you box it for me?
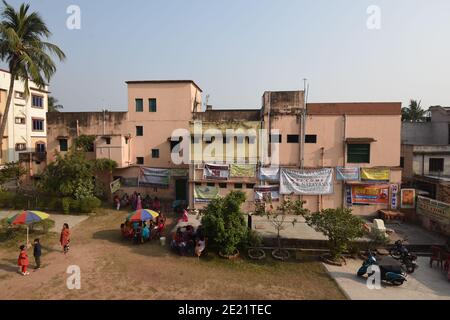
[195,236,206,258]
[142,223,150,242]
[171,228,186,255]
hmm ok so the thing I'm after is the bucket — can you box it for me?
[160,237,166,246]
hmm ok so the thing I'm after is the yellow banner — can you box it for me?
[360,168,390,181]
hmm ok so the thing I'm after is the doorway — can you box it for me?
[175,179,188,201]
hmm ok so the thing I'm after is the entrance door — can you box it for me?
[175,179,188,201]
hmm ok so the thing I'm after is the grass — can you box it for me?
[0,226,58,251]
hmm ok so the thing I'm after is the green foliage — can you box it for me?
[93,158,117,172]
[201,191,248,256]
[78,196,101,213]
[245,229,262,248]
[0,162,26,185]
[48,96,63,112]
[402,99,428,122]
[305,208,365,260]
[74,135,95,152]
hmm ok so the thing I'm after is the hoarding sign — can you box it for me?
[280,168,334,195]
[351,184,389,205]
[360,168,390,181]
[203,164,229,180]
[194,185,220,203]
[401,189,416,209]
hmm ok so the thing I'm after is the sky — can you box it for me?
[3,0,450,111]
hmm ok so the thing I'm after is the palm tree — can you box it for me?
[48,96,63,112]
[401,99,427,122]
[0,1,65,161]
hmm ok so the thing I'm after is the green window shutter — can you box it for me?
[347,144,370,163]
[149,98,157,112]
[135,99,143,112]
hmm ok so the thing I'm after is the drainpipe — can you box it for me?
[342,114,347,208]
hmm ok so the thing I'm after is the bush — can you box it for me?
[78,196,101,213]
[62,197,72,214]
[201,191,248,256]
[245,229,262,248]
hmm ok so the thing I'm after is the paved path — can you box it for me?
[324,257,450,300]
[0,211,89,232]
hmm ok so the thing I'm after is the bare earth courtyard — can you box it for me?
[0,210,344,300]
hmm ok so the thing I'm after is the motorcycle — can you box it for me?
[357,251,407,286]
[389,239,418,274]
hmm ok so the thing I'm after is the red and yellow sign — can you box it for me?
[351,184,389,205]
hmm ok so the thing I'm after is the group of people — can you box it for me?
[121,214,166,244]
[114,192,162,212]
[17,223,71,276]
[171,225,206,258]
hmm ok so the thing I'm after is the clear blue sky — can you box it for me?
[3,0,450,111]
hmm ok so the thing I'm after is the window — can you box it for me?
[36,143,46,153]
[135,99,143,112]
[149,98,157,112]
[15,91,24,99]
[207,183,216,187]
[32,95,44,108]
[246,183,255,189]
[429,158,444,172]
[136,157,144,165]
[269,134,282,143]
[136,126,143,136]
[400,157,404,168]
[15,143,26,151]
[234,183,243,189]
[32,118,44,131]
[59,139,68,152]
[195,182,202,186]
[105,137,111,145]
[287,135,300,143]
[236,136,245,144]
[15,117,25,124]
[305,135,317,144]
[152,149,160,158]
[347,144,370,163]
[248,136,256,144]
[219,183,227,189]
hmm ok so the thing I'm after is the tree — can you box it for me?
[0,161,26,186]
[305,208,365,261]
[255,197,309,259]
[48,96,63,112]
[401,99,428,122]
[201,190,248,256]
[0,1,65,161]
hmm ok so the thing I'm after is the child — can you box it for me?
[17,245,30,276]
[60,223,71,255]
[33,239,42,270]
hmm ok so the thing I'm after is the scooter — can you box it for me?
[357,251,407,286]
[389,239,418,273]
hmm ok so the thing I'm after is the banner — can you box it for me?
[351,184,389,205]
[254,185,280,202]
[360,168,390,181]
[171,168,189,177]
[336,167,359,181]
[139,167,170,187]
[417,196,450,225]
[230,164,256,178]
[121,177,138,187]
[280,168,334,195]
[401,189,416,209]
[259,167,280,181]
[110,179,121,194]
[194,185,220,203]
[390,184,399,210]
[203,164,229,180]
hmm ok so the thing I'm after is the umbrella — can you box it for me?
[127,209,159,222]
[7,210,50,247]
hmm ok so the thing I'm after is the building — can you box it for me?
[0,69,49,180]
[46,80,402,216]
[401,105,450,202]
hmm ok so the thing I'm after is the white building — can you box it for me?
[0,68,48,167]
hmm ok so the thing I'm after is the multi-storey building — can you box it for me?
[47,80,402,216]
[0,69,49,179]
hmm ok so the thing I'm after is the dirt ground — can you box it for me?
[0,210,345,300]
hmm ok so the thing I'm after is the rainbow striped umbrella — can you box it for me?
[127,209,159,222]
[7,210,50,247]
[7,210,50,225]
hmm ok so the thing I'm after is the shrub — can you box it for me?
[62,197,72,214]
[79,196,101,213]
[201,191,248,256]
[305,207,365,261]
[245,229,263,248]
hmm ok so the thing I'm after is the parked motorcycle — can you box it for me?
[357,251,407,286]
[389,239,418,274]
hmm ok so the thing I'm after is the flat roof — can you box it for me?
[307,102,401,115]
[125,80,202,92]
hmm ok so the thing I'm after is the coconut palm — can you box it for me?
[48,96,63,112]
[0,1,65,161]
[401,99,427,122]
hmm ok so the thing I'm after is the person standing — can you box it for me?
[17,245,30,276]
[60,223,71,255]
[33,238,42,270]
[136,193,143,210]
